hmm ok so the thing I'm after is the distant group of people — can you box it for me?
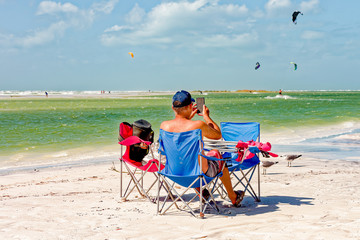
[101,90,111,94]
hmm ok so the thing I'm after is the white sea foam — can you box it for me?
[264,121,360,161]
[264,94,296,100]
[52,152,69,158]
[283,90,360,92]
[335,133,360,141]
[266,121,360,143]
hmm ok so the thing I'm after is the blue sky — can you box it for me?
[0,0,359,91]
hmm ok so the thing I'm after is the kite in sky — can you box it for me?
[255,62,260,70]
[292,11,303,24]
[128,52,134,58]
[290,62,297,70]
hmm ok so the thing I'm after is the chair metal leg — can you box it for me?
[199,176,203,218]
[120,160,123,198]
[156,172,161,215]
[257,163,261,202]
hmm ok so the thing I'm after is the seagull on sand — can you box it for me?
[261,161,278,175]
[282,154,302,167]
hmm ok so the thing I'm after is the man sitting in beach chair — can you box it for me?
[159,90,244,207]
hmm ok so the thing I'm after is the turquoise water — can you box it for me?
[0,91,359,166]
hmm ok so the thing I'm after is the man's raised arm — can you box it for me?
[198,105,221,140]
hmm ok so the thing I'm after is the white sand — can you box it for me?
[1,156,359,239]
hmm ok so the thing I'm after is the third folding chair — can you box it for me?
[219,122,261,202]
[117,120,164,203]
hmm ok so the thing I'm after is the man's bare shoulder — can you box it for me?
[160,119,205,132]
[190,120,206,128]
[160,120,172,131]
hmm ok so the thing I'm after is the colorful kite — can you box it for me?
[290,62,297,70]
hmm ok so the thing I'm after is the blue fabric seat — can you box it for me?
[156,129,225,218]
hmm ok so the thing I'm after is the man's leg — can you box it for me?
[219,167,237,203]
[203,149,244,205]
[206,149,238,203]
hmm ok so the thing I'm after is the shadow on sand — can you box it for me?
[262,172,283,175]
[155,192,314,218]
[219,195,314,216]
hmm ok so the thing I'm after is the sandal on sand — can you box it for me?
[232,190,245,207]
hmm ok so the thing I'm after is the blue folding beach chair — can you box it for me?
[156,129,225,218]
[219,122,261,202]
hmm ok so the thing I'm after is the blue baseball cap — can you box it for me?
[172,90,195,108]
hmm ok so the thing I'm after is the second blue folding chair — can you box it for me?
[219,122,261,202]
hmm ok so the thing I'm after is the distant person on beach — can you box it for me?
[160,90,245,207]
[279,89,283,95]
[45,91,48,97]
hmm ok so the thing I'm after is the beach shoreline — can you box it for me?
[0,143,120,176]
[2,118,360,174]
[1,156,359,239]
[1,89,358,98]
[1,118,360,176]
[0,89,322,100]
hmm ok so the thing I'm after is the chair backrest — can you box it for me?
[220,122,260,142]
[158,129,202,176]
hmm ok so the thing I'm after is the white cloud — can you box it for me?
[101,0,250,47]
[265,0,291,12]
[91,0,118,14]
[301,30,324,39]
[22,21,67,47]
[0,21,68,48]
[37,1,78,15]
[0,33,14,47]
[126,3,146,24]
[1,0,119,49]
[252,9,265,19]
[195,32,258,48]
[104,25,133,33]
[300,0,319,13]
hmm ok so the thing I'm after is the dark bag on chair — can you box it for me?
[118,119,154,163]
[132,119,154,143]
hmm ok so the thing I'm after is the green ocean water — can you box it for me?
[0,91,359,158]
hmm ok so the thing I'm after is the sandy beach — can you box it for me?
[1,156,359,239]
